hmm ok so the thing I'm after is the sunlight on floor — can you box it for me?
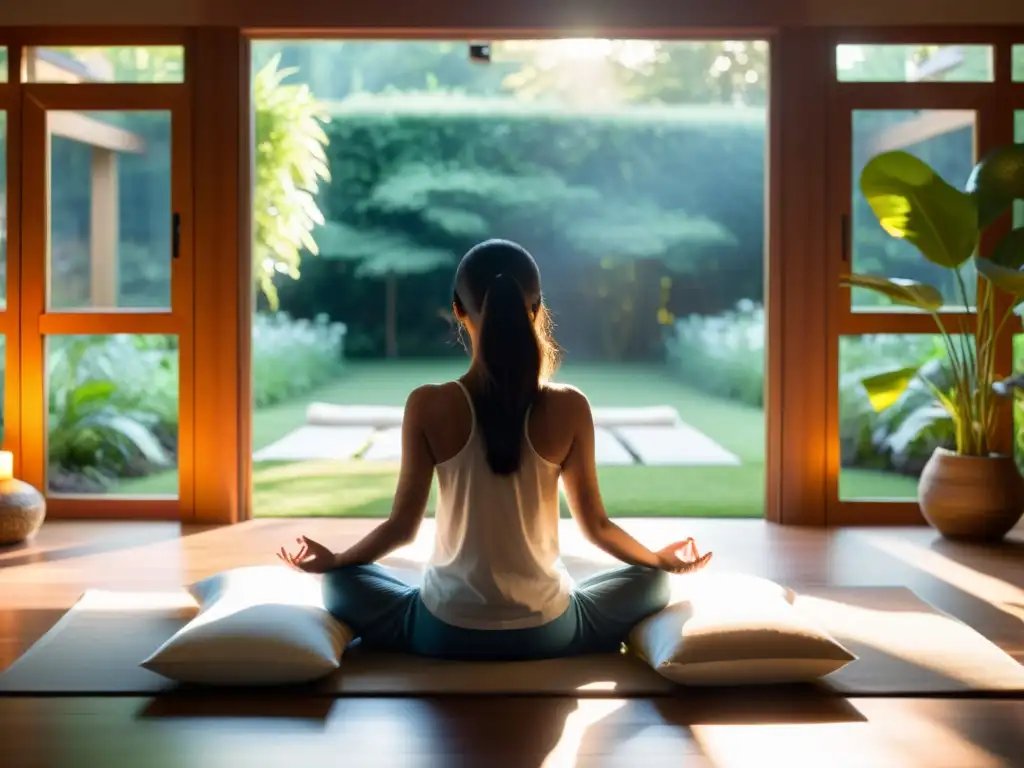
[866,535,1024,622]
[77,590,198,616]
[541,698,627,768]
[795,594,1019,688]
[692,700,1002,768]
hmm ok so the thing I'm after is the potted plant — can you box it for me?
[843,144,1024,541]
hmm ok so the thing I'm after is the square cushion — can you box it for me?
[141,566,354,686]
[628,573,855,686]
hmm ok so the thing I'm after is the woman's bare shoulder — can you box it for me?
[540,382,591,415]
[405,381,466,415]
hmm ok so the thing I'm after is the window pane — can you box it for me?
[48,110,172,311]
[836,44,993,82]
[25,46,184,83]
[0,111,6,309]
[1014,45,1024,82]
[47,334,178,496]
[250,39,768,520]
[850,109,977,311]
[0,48,7,83]
[839,334,960,500]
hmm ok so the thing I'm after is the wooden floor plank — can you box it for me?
[0,696,1020,767]
[1,518,1022,766]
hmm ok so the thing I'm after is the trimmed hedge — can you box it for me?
[276,95,767,359]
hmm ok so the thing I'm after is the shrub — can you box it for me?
[838,336,954,475]
[279,95,768,359]
[41,314,347,487]
[47,335,178,492]
[664,305,953,475]
[665,300,765,408]
[252,312,347,408]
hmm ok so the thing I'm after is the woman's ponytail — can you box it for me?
[475,274,542,475]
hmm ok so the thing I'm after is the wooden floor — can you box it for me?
[1,517,1023,767]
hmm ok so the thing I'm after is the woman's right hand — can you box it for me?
[654,538,713,573]
[277,536,337,574]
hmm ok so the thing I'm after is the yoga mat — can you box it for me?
[1,587,1022,697]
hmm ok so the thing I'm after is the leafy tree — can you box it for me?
[559,199,735,358]
[253,41,517,103]
[315,220,454,357]
[335,161,734,359]
[501,40,769,107]
[252,55,332,308]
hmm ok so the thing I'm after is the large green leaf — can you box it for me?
[882,403,952,456]
[861,366,921,412]
[860,151,978,268]
[989,227,1024,270]
[966,143,1024,228]
[251,54,331,308]
[839,274,944,311]
[90,412,170,466]
[976,257,1024,296]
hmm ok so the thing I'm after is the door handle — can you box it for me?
[172,212,181,259]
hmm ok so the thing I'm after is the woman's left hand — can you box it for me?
[278,536,336,573]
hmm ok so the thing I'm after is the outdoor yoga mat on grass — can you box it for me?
[1,587,1022,697]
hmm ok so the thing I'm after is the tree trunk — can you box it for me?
[385,272,398,358]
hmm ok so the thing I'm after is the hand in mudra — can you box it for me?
[655,538,713,573]
[277,536,336,574]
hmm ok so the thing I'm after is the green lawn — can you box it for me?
[119,359,918,516]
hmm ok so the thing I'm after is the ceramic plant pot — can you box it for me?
[918,447,1024,541]
[0,479,46,546]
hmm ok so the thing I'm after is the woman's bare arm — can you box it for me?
[560,388,712,573]
[331,387,434,567]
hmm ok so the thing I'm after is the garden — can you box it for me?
[28,41,1024,516]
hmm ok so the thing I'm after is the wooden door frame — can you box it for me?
[231,29,786,524]
[0,30,196,519]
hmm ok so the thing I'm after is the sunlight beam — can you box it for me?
[867,535,1024,623]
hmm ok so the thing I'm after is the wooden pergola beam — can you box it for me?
[47,109,145,309]
[865,47,973,156]
[908,46,965,82]
[24,47,108,83]
[48,111,145,154]
[866,109,974,156]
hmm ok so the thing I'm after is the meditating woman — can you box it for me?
[278,238,713,660]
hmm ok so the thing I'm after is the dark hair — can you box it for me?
[453,239,560,475]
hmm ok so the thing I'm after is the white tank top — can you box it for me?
[419,381,574,630]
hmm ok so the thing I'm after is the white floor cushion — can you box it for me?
[141,566,354,686]
[629,572,856,686]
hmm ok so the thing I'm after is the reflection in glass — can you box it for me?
[48,111,172,311]
[850,110,977,310]
[46,335,178,496]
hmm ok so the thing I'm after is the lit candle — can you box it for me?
[0,451,13,481]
